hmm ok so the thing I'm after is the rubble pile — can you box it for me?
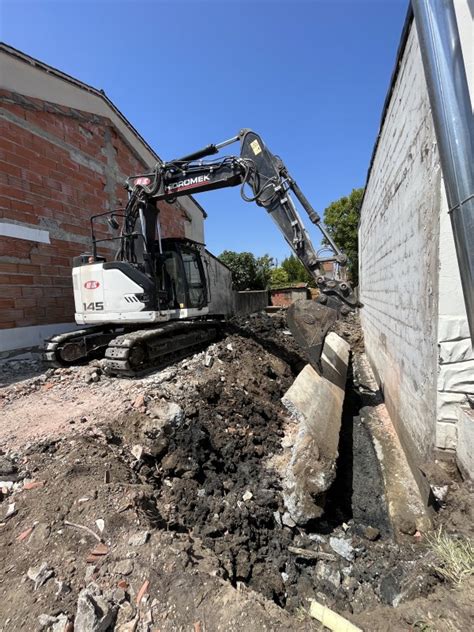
[0,313,473,631]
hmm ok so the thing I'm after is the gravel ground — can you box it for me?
[0,313,472,631]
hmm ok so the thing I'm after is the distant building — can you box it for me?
[0,44,207,356]
[270,284,310,308]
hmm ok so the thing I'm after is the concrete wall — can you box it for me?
[204,251,268,317]
[234,290,269,316]
[271,287,309,308]
[204,250,234,316]
[359,11,473,462]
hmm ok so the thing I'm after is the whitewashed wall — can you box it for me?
[359,16,473,460]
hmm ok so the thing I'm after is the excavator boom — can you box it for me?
[125,129,359,371]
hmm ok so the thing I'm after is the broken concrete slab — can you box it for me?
[281,332,350,525]
[74,583,117,632]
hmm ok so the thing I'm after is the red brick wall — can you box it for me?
[0,90,186,330]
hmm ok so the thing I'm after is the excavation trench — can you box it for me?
[116,315,419,614]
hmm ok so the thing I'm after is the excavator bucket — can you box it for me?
[286,299,339,374]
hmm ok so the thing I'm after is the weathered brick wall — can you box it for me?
[359,26,441,459]
[359,22,473,459]
[0,90,186,332]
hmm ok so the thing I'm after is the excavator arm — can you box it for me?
[122,129,360,371]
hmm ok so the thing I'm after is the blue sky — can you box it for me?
[2,0,408,262]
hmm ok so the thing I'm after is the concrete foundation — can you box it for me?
[353,353,432,537]
[281,332,350,524]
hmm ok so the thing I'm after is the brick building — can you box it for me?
[270,284,309,308]
[0,44,206,356]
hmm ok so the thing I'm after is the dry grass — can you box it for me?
[427,528,474,585]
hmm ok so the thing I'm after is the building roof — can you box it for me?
[0,42,207,218]
[270,284,309,292]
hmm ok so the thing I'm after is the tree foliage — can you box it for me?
[255,254,275,290]
[281,255,313,286]
[218,249,322,290]
[322,187,364,284]
[270,267,289,288]
[218,251,277,290]
[218,251,258,290]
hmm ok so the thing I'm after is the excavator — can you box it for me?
[45,129,359,377]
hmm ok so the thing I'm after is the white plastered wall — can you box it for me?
[359,9,473,459]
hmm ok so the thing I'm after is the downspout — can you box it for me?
[412,0,474,344]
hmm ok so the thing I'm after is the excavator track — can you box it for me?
[44,320,221,377]
[44,325,123,368]
[103,320,221,377]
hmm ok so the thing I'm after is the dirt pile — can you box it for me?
[0,313,473,631]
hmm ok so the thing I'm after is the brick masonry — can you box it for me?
[0,89,187,332]
[359,23,473,459]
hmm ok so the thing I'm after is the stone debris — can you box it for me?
[74,583,117,632]
[315,560,341,591]
[131,445,144,461]
[135,579,150,606]
[128,531,149,547]
[329,537,355,561]
[116,615,139,632]
[23,479,46,490]
[432,484,449,503]
[38,614,58,629]
[113,559,134,576]
[17,524,35,542]
[27,562,54,590]
[132,393,145,409]
[54,580,71,596]
[5,502,16,519]
[281,511,296,528]
[90,542,109,556]
[115,602,136,630]
[0,455,18,480]
[51,614,70,632]
[364,526,380,541]
[37,613,70,631]
[1,314,468,631]
[148,401,183,426]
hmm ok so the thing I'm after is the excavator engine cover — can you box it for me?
[286,299,338,374]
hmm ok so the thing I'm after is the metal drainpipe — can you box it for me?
[412,0,474,344]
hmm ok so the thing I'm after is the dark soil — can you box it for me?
[1,312,473,631]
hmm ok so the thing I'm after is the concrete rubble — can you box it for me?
[0,313,472,631]
[281,332,350,524]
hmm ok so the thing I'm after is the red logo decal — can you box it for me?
[84,280,100,289]
[133,177,151,187]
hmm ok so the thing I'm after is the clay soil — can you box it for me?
[0,313,472,631]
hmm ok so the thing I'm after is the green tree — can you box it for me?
[281,255,313,285]
[270,267,289,288]
[323,187,364,284]
[255,254,275,289]
[218,251,258,290]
